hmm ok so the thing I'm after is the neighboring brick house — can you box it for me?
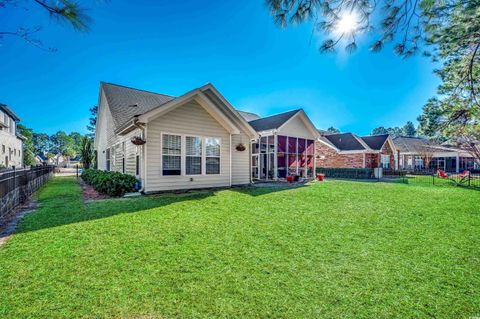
[316,133,398,169]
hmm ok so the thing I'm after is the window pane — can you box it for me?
[162,134,181,155]
[186,156,202,175]
[206,157,220,174]
[206,137,220,156]
[163,155,181,175]
[186,136,202,156]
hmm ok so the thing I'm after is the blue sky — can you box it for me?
[0,0,439,135]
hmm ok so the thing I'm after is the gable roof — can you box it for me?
[101,82,175,130]
[323,133,366,151]
[248,109,301,132]
[100,82,258,139]
[361,134,389,150]
[238,110,261,122]
[392,136,450,153]
[0,103,20,122]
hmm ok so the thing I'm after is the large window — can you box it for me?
[162,134,181,175]
[161,134,220,176]
[206,137,220,174]
[186,136,202,175]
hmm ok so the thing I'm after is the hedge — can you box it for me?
[316,167,376,179]
[81,169,136,197]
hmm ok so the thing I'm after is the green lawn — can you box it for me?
[0,177,479,318]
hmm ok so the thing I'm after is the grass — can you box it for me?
[0,177,479,318]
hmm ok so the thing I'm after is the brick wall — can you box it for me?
[316,140,397,169]
[316,142,365,168]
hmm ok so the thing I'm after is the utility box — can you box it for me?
[374,168,383,179]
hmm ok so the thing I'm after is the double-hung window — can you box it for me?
[186,136,202,175]
[162,134,181,175]
[205,137,220,174]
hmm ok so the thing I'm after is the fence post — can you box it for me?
[468,171,471,187]
[432,173,435,185]
[13,165,16,190]
[76,164,79,178]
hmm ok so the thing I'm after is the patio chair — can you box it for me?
[437,170,448,179]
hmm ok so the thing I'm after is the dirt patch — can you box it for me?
[79,178,110,201]
[0,198,38,247]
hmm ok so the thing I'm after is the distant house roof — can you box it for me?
[248,109,301,132]
[237,110,261,122]
[323,133,366,151]
[101,82,175,130]
[0,103,21,122]
[392,136,452,153]
[361,134,389,151]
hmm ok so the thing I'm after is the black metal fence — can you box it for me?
[0,165,54,227]
[383,169,480,188]
[0,166,54,198]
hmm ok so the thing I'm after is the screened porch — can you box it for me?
[251,135,315,181]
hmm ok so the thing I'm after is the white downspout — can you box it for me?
[133,118,147,193]
[229,133,232,187]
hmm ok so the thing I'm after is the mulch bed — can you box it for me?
[79,178,110,201]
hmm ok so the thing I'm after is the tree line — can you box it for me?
[18,106,97,168]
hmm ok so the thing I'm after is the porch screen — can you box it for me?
[277,135,287,178]
[162,134,181,175]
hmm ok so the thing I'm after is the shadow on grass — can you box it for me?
[15,177,310,234]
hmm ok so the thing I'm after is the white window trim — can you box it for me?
[205,136,221,175]
[161,132,183,177]
[160,132,222,177]
[185,135,203,176]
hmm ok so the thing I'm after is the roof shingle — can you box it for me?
[360,134,389,150]
[101,82,175,129]
[248,109,301,132]
[323,133,366,151]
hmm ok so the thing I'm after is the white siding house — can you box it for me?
[94,82,322,192]
[0,104,24,168]
[94,82,258,193]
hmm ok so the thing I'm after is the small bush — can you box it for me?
[81,169,136,197]
[316,167,375,179]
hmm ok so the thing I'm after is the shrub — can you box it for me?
[81,169,136,197]
[316,167,376,179]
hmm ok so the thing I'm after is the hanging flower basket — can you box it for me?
[131,136,146,145]
[235,143,246,151]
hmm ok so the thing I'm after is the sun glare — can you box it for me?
[336,12,359,35]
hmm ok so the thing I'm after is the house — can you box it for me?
[94,82,322,192]
[241,109,320,180]
[393,136,478,172]
[0,104,24,168]
[316,133,398,169]
[94,82,259,193]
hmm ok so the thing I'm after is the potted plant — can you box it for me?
[131,136,146,145]
[235,143,246,151]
